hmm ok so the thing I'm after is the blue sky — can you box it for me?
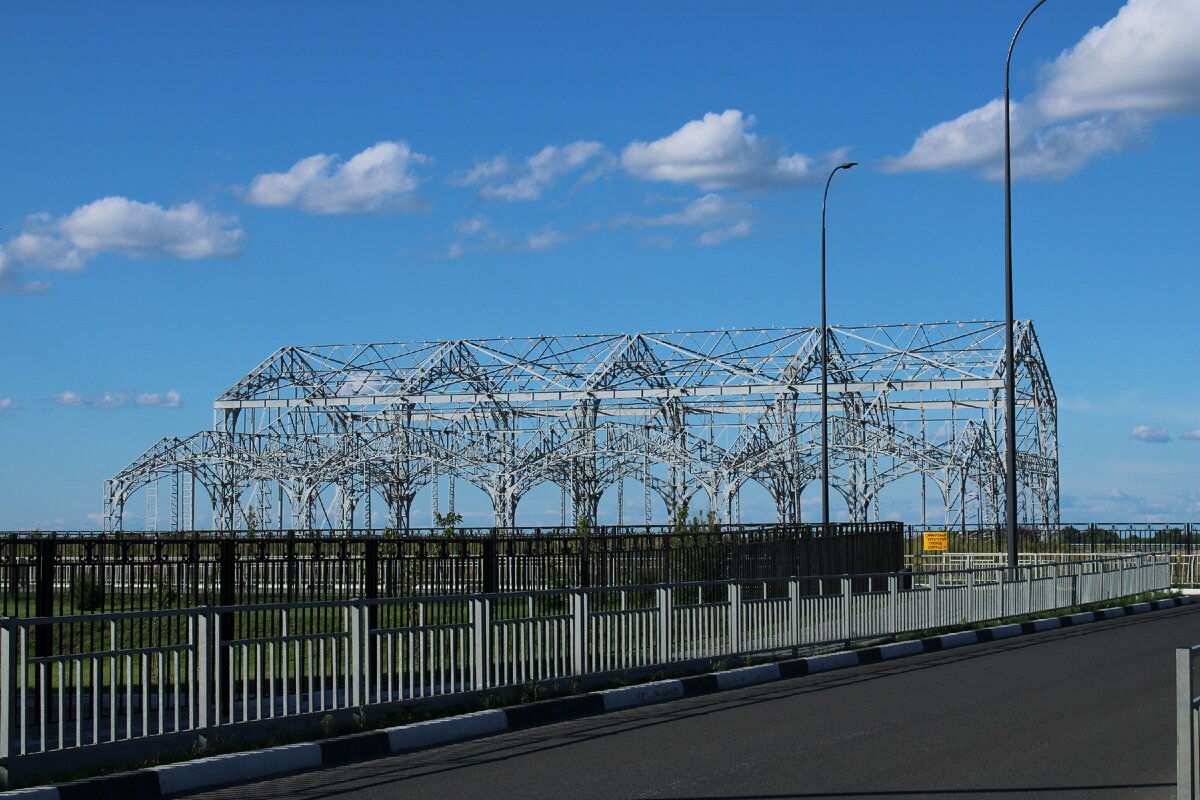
[1,0,1197,529]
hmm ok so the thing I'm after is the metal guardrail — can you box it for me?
[910,551,1200,587]
[0,553,1169,765]
[1178,644,1200,799]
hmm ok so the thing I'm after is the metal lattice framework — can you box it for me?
[103,321,1058,532]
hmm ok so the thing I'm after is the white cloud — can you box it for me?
[617,193,753,228]
[461,142,612,202]
[0,246,49,294]
[989,114,1147,180]
[444,216,570,259]
[888,0,1200,179]
[59,197,244,259]
[526,225,568,251]
[697,220,751,246]
[1180,429,1200,441]
[886,99,1017,174]
[1097,488,1144,503]
[53,391,86,407]
[1037,0,1200,120]
[4,232,87,271]
[246,141,430,214]
[451,156,512,187]
[621,110,821,190]
[53,389,181,410]
[1,197,242,293]
[0,398,15,414]
[1130,424,1170,443]
[614,193,753,247]
[136,390,182,408]
[454,215,491,236]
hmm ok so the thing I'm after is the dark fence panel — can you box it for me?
[1,522,901,610]
[1,523,905,658]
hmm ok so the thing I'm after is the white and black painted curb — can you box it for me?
[5,596,1190,799]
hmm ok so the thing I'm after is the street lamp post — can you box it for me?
[1004,0,1047,570]
[821,161,857,534]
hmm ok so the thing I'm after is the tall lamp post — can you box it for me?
[821,161,857,534]
[1004,0,1047,570]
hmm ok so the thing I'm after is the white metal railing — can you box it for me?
[1179,644,1200,799]
[0,553,1169,762]
[909,551,1200,586]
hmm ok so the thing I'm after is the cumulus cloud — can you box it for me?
[246,141,430,214]
[622,110,823,190]
[998,114,1147,180]
[136,390,182,408]
[886,99,1015,174]
[59,197,243,259]
[455,142,612,201]
[0,198,243,293]
[3,232,88,272]
[53,389,181,410]
[1130,424,1170,443]
[1037,0,1200,120]
[1180,429,1200,441]
[0,247,49,294]
[614,193,753,246]
[888,0,1200,179]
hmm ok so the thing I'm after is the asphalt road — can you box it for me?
[182,604,1200,800]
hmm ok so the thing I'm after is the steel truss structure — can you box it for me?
[103,321,1058,532]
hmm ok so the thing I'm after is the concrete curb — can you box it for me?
[6,595,1190,799]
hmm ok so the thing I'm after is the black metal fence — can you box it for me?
[0,523,903,638]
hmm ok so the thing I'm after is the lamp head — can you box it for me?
[840,162,858,170]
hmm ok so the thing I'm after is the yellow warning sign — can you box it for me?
[923,531,949,552]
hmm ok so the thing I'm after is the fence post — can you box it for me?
[580,533,591,590]
[966,569,976,622]
[364,537,379,673]
[218,540,235,648]
[1024,566,1033,615]
[470,596,490,691]
[196,609,210,729]
[1,620,16,761]
[841,577,852,643]
[927,572,939,629]
[1049,563,1059,611]
[888,574,898,636]
[792,582,801,652]
[570,591,588,676]
[285,530,297,603]
[657,587,672,663]
[34,537,55,659]
[483,534,499,594]
[348,602,364,707]
[1177,647,1196,800]
[728,583,742,655]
